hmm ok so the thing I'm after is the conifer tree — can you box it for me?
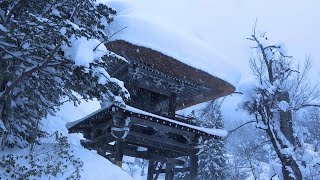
[197,101,227,180]
[0,0,128,148]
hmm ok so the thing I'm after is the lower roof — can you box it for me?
[67,103,228,138]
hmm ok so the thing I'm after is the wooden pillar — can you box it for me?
[165,161,174,180]
[147,160,156,180]
[168,93,177,119]
[115,139,124,168]
[189,152,198,180]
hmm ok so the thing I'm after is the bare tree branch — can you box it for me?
[93,26,128,51]
[225,120,256,139]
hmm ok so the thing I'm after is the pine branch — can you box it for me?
[0,44,61,100]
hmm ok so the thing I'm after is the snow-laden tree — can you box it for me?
[297,107,320,152]
[241,30,320,179]
[0,0,128,148]
[226,121,269,180]
[197,101,227,180]
[0,131,83,179]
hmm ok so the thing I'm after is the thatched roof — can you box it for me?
[106,40,235,109]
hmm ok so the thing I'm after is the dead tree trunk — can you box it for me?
[278,92,296,146]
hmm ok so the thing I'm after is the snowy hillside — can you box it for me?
[42,100,133,180]
[0,100,132,180]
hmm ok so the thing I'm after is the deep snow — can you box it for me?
[42,100,132,180]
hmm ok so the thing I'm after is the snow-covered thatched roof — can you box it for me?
[106,40,235,108]
[103,0,241,86]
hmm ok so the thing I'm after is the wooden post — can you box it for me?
[165,161,174,180]
[147,160,156,180]
[189,152,198,180]
[168,93,177,119]
[115,139,124,168]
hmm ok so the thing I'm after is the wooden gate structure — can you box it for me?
[67,40,235,180]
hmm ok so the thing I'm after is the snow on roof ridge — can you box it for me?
[65,104,112,129]
[124,105,228,137]
[66,103,228,137]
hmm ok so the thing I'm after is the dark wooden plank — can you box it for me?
[147,160,156,180]
[189,152,198,180]
[91,133,115,144]
[129,116,195,139]
[168,93,177,119]
[155,167,190,174]
[115,139,124,168]
[81,141,185,165]
[154,162,163,180]
[126,131,193,154]
[165,162,174,180]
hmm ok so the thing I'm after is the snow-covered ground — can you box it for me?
[42,100,132,180]
[0,143,132,180]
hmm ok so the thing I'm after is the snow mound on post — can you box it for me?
[102,0,240,86]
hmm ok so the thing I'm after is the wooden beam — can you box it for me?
[189,152,198,180]
[91,133,185,158]
[155,167,190,174]
[126,131,193,154]
[165,162,174,180]
[81,141,185,165]
[154,162,164,180]
[129,116,195,139]
[147,160,156,180]
[91,133,115,144]
[135,75,172,97]
[115,139,124,168]
[78,119,112,129]
[168,93,177,119]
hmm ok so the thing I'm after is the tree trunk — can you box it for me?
[266,126,302,180]
[277,91,296,146]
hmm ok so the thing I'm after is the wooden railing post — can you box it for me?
[147,160,156,180]
[165,161,174,180]
[115,139,124,168]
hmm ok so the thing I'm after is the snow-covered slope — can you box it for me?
[42,100,132,180]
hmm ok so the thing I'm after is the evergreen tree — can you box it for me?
[0,0,128,148]
[197,101,227,180]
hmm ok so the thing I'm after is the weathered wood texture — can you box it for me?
[105,40,235,110]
